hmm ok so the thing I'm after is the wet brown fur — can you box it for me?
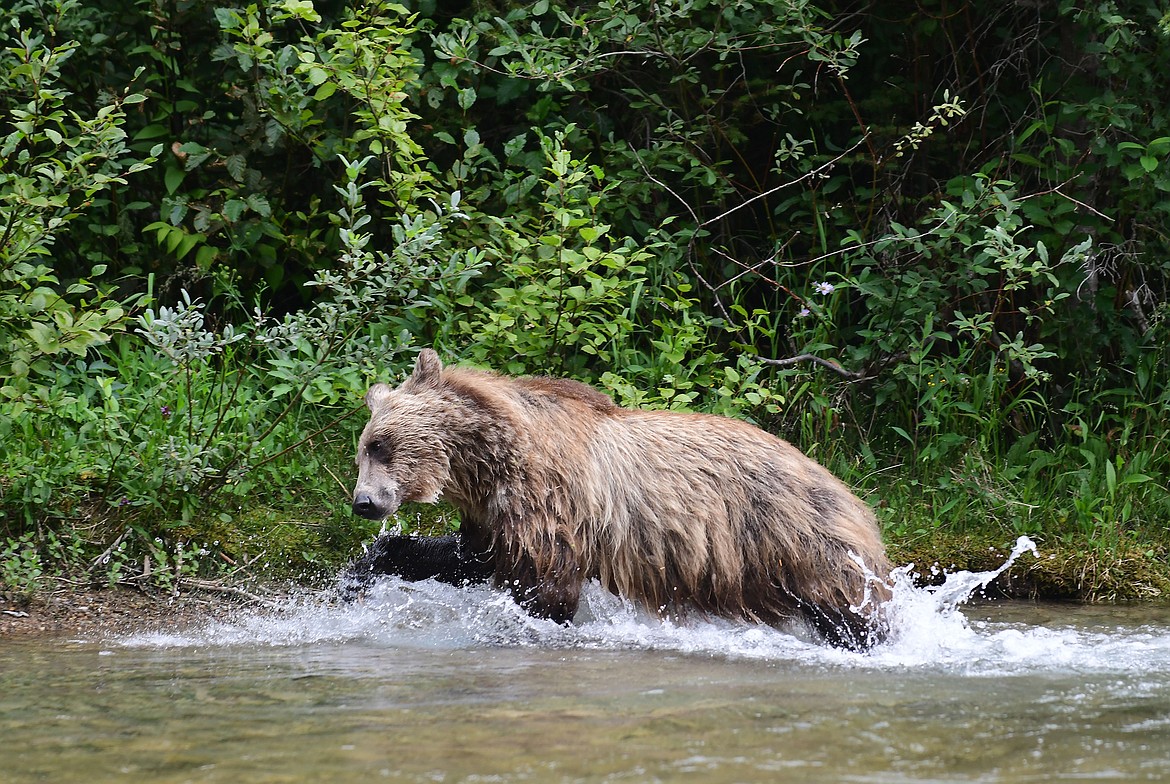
[353,350,891,648]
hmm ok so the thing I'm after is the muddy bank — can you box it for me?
[0,584,275,641]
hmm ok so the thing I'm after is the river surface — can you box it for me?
[4,539,1170,783]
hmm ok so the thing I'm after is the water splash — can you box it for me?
[914,534,1039,610]
[119,536,1170,675]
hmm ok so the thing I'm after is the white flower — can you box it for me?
[813,281,835,295]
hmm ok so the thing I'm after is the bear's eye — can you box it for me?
[367,439,394,460]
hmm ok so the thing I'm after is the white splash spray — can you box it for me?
[119,536,1170,675]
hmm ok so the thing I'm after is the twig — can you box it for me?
[626,147,736,326]
[87,527,132,573]
[758,353,868,380]
[1018,182,1114,222]
[47,575,93,587]
[699,135,869,228]
[859,463,904,484]
[1051,186,1112,221]
[627,142,700,225]
[178,577,281,607]
[321,462,352,497]
[216,550,268,580]
[172,541,183,598]
[711,246,802,297]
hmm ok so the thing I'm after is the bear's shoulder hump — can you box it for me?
[515,376,617,413]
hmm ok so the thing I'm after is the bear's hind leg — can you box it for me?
[802,602,888,651]
[508,575,582,624]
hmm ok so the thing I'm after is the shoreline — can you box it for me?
[5,530,1169,641]
[0,583,272,641]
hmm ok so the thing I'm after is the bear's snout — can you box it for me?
[352,491,386,519]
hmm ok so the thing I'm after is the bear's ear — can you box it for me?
[407,348,443,390]
[364,383,393,411]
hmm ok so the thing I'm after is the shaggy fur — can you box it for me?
[350,350,891,649]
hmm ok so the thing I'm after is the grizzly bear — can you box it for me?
[348,350,891,649]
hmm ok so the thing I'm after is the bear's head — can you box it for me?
[352,350,454,520]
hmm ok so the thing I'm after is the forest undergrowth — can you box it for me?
[3,0,1170,604]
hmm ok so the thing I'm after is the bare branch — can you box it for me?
[700,135,869,229]
[177,578,282,607]
[627,142,700,225]
[758,353,868,380]
[87,527,132,574]
[1019,184,1114,222]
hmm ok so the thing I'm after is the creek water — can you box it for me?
[4,538,1170,783]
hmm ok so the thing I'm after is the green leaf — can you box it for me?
[223,199,246,222]
[173,233,202,260]
[246,194,271,217]
[503,133,527,158]
[313,81,337,101]
[164,166,185,195]
[279,0,321,21]
[26,322,58,355]
[177,141,209,155]
[143,221,170,238]
[225,154,247,182]
[164,227,185,254]
[194,245,217,270]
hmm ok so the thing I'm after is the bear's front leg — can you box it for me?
[339,533,493,601]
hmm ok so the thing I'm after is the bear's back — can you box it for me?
[513,375,617,413]
[444,366,618,416]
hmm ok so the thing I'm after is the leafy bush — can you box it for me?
[5,0,1170,595]
[0,19,156,406]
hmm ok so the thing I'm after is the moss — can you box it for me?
[887,529,1170,603]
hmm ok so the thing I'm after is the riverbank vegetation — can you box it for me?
[3,0,1170,602]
